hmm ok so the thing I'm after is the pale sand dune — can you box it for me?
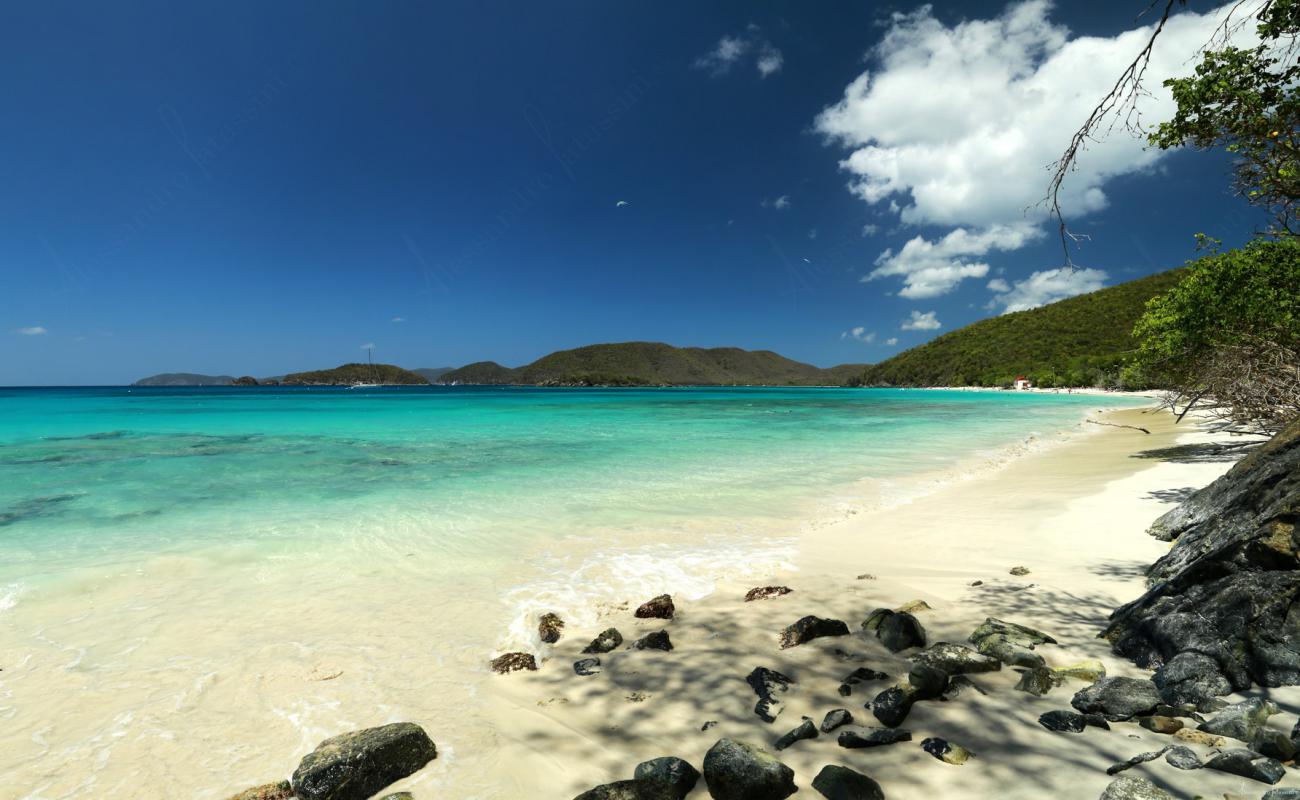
[483,407,1299,798]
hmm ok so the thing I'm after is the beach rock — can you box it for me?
[1138,715,1183,734]
[1014,667,1060,696]
[909,642,1000,676]
[228,782,294,800]
[1010,566,1031,576]
[779,615,850,649]
[920,737,973,765]
[538,612,565,644]
[746,667,794,724]
[968,617,1056,669]
[1103,420,1300,703]
[1256,729,1297,761]
[877,612,926,652]
[1197,697,1279,742]
[773,718,818,751]
[1054,659,1106,683]
[635,594,675,620]
[583,628,624,654]
[1205,748,1286,784]
[870,684,916,728]
[573,780,677,800]
[490,652,537,673]
[290,722,437,800]
[745,586,792,602]
[701,721,718,731]
[574,657,602,676]
[896,599,932,614]
[1265,791,1300,800]
[906,663,949,700]
[810,765,884,800]
[838,727,912,748]
[1151,652,1234,710]
[1038,710,1087,733]
[378,794,413,800]
[1163,745,1201,770]
[940,675,988,701]
[631,630,673,651]
[1099,776,1176,800]
[1172,727,1225,747]
[701,739,796,800]
[634,756,701,799]
[820,708,853,733]
[861,608,893,633]
[838,668,888,697]
[1070,677,1161,721]
[1105,747,1168,775]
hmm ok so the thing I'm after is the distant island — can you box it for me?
[132,267,1189,390]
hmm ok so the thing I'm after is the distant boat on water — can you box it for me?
[349,347,382,389]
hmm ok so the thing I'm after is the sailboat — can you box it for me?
[349,347,382,389]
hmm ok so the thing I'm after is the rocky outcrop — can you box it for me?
[701,739,797,800]
[633,757,700,799]
[636,595,675,619]
[909,642,1001,676]
[490,652,537,673]
[1103,420,1300,705]
[877,612,926,652]
[1070,677,1161,721]
[778,616,849,649]
[539,613,565,644]
[773,718,818,751]
[583,628,624,654]
[290,723,437,800]
[573,780,677,800]
[810,764,884,800]
[631,630,673,651]
[837,727,912,748]
[1197,697,1280,742]
[1099,775,1175,799]
[746,667,794,723]
[968,617,1056,669]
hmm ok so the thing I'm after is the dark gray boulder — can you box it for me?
[907,662,949,700]
[920,737,974,765]
[1105,747,1168,775]
[877,612,926,652]
[574,657,602,676]
[870,684,916,727]
[573,780,677,800]
[779,615,850,649]
[539,612,565,644]
[810,765,884,800]
[838,667,888,697]
[746,667,794,723]
[1014,667,1059,696]
[940,675,988,701]
[909,642,1001,676]
[583,628,624,654]
[1103,420,1300,704]
[1204,748,1286,784]
[633,757,700,799]
[1070,677,1161,721]
[1197,696,1280,742]
[820,708,853,733]
[635,594,675,619]
[1151,651,1234,709]
[861,608,893,633]
[701,738,796,800]
[1099,776,1175,800]
[630,630,673,651]
[1264,790,1300,800]
[773,718,818,751]
[290,723,437,800]
[967,617,1056,669]
[837,727,912,748]
[1163,745,1201,770]
[1038,710,1086,733]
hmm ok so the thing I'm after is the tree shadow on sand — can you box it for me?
[1130,441,1258,464]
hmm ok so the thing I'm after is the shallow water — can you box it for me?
[0,386,1142,797]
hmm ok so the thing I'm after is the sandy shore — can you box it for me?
[478,406,1297,798]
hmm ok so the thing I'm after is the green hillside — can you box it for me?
[864,269,1188,388]
[438,343,865,386]
[133,373,235,386]
[412,367,455,383]
[280,363,430,386]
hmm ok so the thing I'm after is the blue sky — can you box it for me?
[1,1,1268,384]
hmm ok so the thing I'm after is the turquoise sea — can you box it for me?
[0,386,1145,797]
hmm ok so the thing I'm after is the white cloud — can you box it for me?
[360,342,375,350]
[989,267,1107,313]
[16,326,47,336]
[867,222,1040,298]
[391,316,406,323]
[986,278,1011,292]
[762,194,791,210]
[900,310,941,331]
[885,337,899,346]
[808,228,818,240]
[842,326,877,343]
[861,223,880,237]
[697,25,784,78]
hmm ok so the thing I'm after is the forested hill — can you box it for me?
[863,268,1187,388]
[438,342,866,386]
[279,363,429,385]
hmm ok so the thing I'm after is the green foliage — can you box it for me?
[862,269,1188,388]
[1150,0,1300,232]
[1133,238,1300,380]
[280,363,430,385]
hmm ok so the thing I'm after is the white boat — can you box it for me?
[348,347,382,389]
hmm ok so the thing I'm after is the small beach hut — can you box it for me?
[1013,376,1033,391]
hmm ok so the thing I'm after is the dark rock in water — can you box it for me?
[583,628,624,654]
[701,738,797,800]
[870,684,916,728]
[634,756,701,799]
[746,667,795,723]
[779,615,850,649]
[1164,745,1201,770]
[861,608,893,633]
[573,780,677,800]
[228,782,294,800]
[574,657,602,676]
[1070,677,1161,721]
[820,708,853,733]
[539,612,565,644]
[291,722,437,800]
[773,718,818,751]
[490,652,538,674]
[910,642,1001,676]
[1014,667,1060,696]
[1151,652,1233,710]
[1103,420,1300,703]
[940,675,987,701]
[1138,715,1183,734]
[1099,776,1176,800]
[745,586,792,601]
[1205,748,1286,784]
[967,617,1056,669]
[1038,710,1087,733]
[838,727,912,748]
[878,612,926,652]
[1105,747,1169,775]
[811,764,884,800]
[838,667,889,697]
[631,630,673,651]
[921,736,973,765]
[907,662,949,700]
[1197,697,1279,742]
[635,594,675,619]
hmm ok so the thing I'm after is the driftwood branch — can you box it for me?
[1087,419,1152,434]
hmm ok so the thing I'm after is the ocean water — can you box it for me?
[0,386,1143,797]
